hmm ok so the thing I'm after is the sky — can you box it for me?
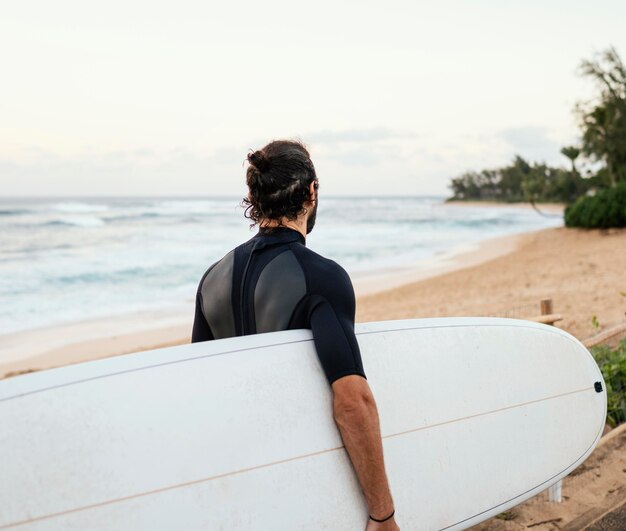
[1,0,626,197]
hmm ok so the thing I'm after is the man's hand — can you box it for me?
[366,516,400,531]
[331,375,398,530]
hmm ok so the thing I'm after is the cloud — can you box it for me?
[324,148,382,167]
[318,137,420,168]
[498,126,562,164]
[4,128,556,197]
[0,146,246,197]
[306,127,419,144]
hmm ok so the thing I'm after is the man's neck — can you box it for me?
[259,217,307,240]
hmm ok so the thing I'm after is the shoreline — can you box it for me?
[351,230,531,296]
[0,229,535,379]
[0,307,193,379]
[443,200,566,214]
[4,224,625,382]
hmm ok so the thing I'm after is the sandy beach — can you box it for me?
[358,226,626,341]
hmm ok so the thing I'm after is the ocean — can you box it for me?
[0,197,563,334]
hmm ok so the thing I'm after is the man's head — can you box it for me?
[242,139,319,234]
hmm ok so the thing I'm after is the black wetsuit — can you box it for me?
[191,226,366,384]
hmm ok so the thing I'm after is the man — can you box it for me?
[192,139,398,530]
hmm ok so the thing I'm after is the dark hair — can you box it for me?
[242,139,317,227]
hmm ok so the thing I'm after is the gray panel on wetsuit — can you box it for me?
[200,250,235,339]
[254,250,306,334]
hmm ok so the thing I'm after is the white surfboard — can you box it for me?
[0,318,606,530]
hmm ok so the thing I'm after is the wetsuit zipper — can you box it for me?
[239,241,260,335]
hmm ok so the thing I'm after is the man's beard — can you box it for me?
[306,192,318,234]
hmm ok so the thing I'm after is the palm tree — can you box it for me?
[560,146,581,174]
[577,47,626,185]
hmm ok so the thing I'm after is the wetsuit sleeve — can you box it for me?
[191,290,214,342]
[307,267,366,385]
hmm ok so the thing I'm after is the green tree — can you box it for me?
[448,155,586,203]
[500,155,531,201]
[577,47,626,185]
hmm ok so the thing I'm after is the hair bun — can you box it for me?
[247,150,271,173]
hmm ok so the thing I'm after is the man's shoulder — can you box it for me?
[292,246,352,291]
[198,249,235,290]
[292,245,342,272]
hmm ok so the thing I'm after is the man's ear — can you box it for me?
[308,181,317,202]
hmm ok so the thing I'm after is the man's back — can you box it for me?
[192,226,366,384]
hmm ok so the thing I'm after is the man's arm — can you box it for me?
[305,261,398,529]
[332,375,398,530]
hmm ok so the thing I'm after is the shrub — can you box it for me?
[591,339,626,428]
[565,182,626,228]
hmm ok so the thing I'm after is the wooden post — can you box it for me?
[542,298,563,503]
[540,299,553,316]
